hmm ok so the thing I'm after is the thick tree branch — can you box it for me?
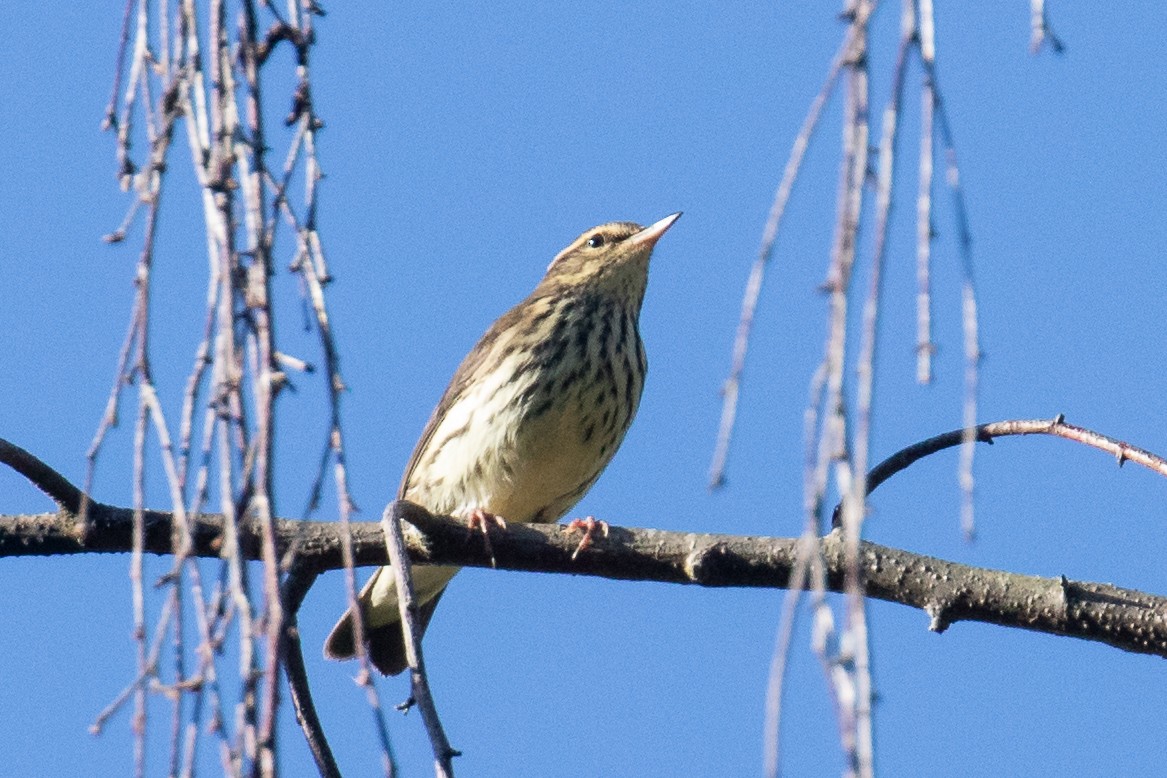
[3,497,1166,660]
[5,429,1167,665]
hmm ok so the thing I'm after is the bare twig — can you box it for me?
[868,416,1167,496]
[919,45,982,539]
[281,568,343,778]
[839,2,911,772]
[262,6,396,763]
[382,502,457,778]
[914,0,936,384]
[762,532,819,778]
[1029,0,1065,55]
[131,387,149,778]
[91,595,176,736]
[97,0,350,765]
[708,31,852,489]
[0,440,84,512]
[236,5,285,771]
[102,0,136,131]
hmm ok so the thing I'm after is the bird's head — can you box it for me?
[540,212,681,306]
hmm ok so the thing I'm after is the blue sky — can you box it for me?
[2,3,1166,776]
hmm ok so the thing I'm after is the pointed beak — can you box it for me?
[630,211,682,248]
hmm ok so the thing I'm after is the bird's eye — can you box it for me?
[586,234,605,249]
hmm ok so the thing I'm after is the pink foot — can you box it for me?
[564,516,609,560]
[466,507,507,566]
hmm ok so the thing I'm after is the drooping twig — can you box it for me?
[382,502,457,778]
[707,26,851,490]
[282,561,398,778]
[236,5,285,770]
[268,42,396,768]
[914,0,936,384]
[839,1,910,771]
[132,392,150,778]
[835,4,872,774]
[762,532,819,778]
[917,34,982,538]
[133,0,338,771]
[281,568,343,778]
[90,595,176,737]
[102,0,136,132]
[1029,0,1065,55]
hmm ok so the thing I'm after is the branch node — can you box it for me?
[926,602,951,634]
[683,537,716,582]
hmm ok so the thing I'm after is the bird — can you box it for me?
[324,212,681,676]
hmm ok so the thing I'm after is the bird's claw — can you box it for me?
[564,516,609,560]
[466,508,507,567]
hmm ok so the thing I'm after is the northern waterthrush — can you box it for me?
[325,212,681,675]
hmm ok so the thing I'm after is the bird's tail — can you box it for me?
[323,564,459,676]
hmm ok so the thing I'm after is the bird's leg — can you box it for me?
[465,507,507,567]
[564,516,609,560]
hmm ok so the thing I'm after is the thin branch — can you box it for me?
[841,2,900,772]
[382,502,457,778]
[918,38,982,539]
[103,0,137,131]
[132,380,149,778]
[91,595,177,736]
[237,5,285,771]
[1029,0,1065,55]
[762,533,817,778]
[823,415,1167,533]
[0,439,84,512]
[708,28,850,490]
[869,415,1167,496]
[281,568,342,778]
[914,0,936,384]
[805,3,876,772]
[264,31,397,769]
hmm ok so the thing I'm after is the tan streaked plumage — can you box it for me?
[325,212,681,675]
